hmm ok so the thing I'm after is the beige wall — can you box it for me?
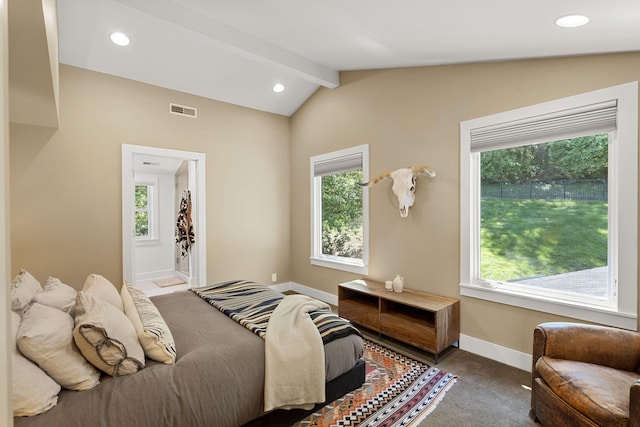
[10,65,291,290]
[8,52,640,361]
[290,52,640,354]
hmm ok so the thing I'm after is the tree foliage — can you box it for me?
[481,134,608,183]
[135,185,149,237]
[321,170,363,258]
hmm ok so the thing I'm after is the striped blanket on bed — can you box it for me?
[192,280,361,345]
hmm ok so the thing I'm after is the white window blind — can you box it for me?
[470,100,617,152]
[313,152,363,177]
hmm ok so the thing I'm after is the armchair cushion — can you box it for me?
[537,356,637,427]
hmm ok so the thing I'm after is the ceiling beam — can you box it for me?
[112,0,339,88]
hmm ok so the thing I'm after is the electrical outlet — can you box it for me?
[271,273,277,282]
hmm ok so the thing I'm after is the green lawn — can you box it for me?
[481,198,608,282]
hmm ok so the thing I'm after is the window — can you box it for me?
[135,184,151,237]
[460,82,638,330]
[134,176,159,242]
[310,145,369,274]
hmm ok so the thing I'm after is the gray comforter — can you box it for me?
[14,290,363,427]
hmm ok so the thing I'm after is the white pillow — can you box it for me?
[17,303,100,391]
[121,284,177,364]
[12,310,60,417]
[33,276,78,317]
[74,291,145,376]
[82,274,123,311]
[13,353,60,417]
[11,311,20,351]
[10,269,42,312]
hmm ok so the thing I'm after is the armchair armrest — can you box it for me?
[631,381,640,427]
[532,322,640,373]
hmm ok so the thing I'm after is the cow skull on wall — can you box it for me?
[359,165,436,217]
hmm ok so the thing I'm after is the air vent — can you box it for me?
[169,103,197,118]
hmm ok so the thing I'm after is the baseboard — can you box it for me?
[268,282,292,293]
[269,281,338,306]
[269,282,531,372]
[460,334,532,372]
[174,270,192,287]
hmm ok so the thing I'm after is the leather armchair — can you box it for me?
[530,322,640,427]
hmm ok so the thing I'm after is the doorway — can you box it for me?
[122,144,206,291]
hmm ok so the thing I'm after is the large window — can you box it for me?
[460,82,638,330]
[310,145,369,274]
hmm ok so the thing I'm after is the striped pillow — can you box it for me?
[121,284,176,364]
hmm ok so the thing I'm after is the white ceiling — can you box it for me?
[58,0,640,117]
[133,154,184,175]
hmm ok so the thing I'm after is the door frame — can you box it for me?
[122,144,207,287]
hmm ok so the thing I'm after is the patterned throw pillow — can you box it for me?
[121,284,177,364]
[74,292,145,376]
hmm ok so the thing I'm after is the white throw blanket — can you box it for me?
[264,294,330,412]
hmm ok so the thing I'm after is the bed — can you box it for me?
[12,278,365,427]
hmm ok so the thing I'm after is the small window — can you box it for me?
[310,145,369,274]
[460,82,638,330]
[134,176,159,242]
[135,184,151,238]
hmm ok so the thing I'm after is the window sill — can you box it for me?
[460,282,637,331]
[310,256,368,275]
[135,238,160,246]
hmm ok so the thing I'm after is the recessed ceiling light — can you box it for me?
[555,14,589,28]
[110,32,130,46]
[273,83,285,93]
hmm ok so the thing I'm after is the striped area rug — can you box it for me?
[294,340,457,427]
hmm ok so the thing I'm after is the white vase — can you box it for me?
[392,275,404,293]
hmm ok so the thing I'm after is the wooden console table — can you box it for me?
[338,279,460,362]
